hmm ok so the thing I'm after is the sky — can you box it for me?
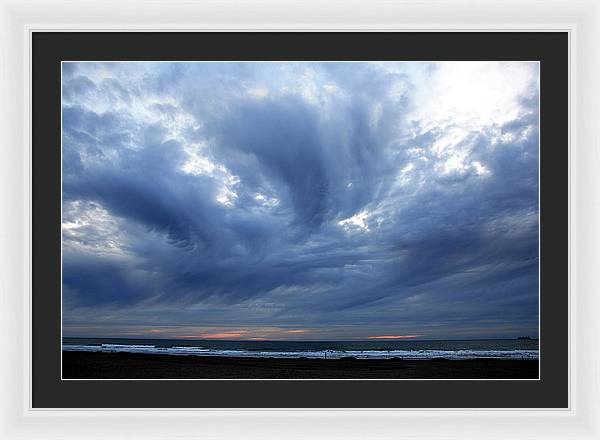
[61,61,540,341]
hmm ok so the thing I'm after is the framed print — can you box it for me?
[1,0,599,439]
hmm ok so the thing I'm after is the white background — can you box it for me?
[0,0,598,439]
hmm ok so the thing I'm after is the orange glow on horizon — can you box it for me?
[287,329,308,333]
[201,331,248,339]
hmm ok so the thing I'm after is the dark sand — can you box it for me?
[62,351,539,379]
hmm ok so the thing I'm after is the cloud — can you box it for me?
[62,61,540,340]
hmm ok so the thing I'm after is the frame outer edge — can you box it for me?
[0,1,26,437]
[0,0,598,438]
[576,0,600,435]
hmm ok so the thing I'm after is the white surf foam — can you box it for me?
[63,344,539,360]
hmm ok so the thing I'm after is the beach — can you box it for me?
[62,351,539,379]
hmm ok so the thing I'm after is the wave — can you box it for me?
[63,344,539,360]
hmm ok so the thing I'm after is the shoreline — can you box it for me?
[62,351,540,379]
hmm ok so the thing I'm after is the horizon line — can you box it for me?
[62,336,539,342]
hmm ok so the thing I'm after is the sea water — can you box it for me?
[62,337,539,360]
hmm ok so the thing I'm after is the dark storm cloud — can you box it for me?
[61,62,540,339]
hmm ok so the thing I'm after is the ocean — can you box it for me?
[62,337,539,360]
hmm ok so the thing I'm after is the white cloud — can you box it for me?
[216,175,240,207]
[405,62,538,180]
[338,210,371,232]
[62,200,130,257]
[247,86,269,98]
[255,193,280,208]
[323,84,338,93]
[412,62,538,130]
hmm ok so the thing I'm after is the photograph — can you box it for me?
[61,60,540,380]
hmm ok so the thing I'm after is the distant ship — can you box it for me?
[517,336,532,340]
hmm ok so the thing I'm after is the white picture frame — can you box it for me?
[1,0,597,438]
